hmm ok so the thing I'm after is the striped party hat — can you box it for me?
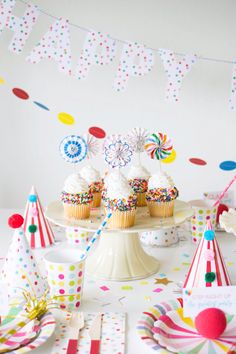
[23,186,55,248]
[184,220,231,289]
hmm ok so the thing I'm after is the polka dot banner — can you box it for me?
[89,126,106,139]
[0,0,39,54]
[76,31,116,80]
[113,42,154,92]
[0,77,4,84]
[219,160,236,171]
[12,87,29,100]
[189,158,207,166]
[159,49,197,102]
[33,101,50,111]
[27,18,72,75]
[58,112,75,125]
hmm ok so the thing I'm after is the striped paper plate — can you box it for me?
[137,298,182,352]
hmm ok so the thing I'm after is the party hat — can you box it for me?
[1,214,47,300]
[23,186,55,248]
[184,220,231,289]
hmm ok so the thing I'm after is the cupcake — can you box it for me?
[103,172,137,228]
[61,174,93,219]
[80,165,103,208]
[102,170,126,203]
[128,164,150,207]
[146,172,179,217]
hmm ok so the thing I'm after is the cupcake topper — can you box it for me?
[127,127,149,163]
[144,132,173,170]
[104,134,133,169]
[83,133,100,160]
[59,135,88,164]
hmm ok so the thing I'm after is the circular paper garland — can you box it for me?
[59,135,88,163]
[104,134,133,169]
[83,133,100,159]
[145,132,173,160]
[127,127,149,153]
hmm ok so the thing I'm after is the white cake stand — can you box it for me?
[45,200,193,281]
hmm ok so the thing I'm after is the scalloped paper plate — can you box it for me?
[220,209,236,236]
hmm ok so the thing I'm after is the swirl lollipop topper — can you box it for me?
[59,135,88,163]
[145,132,173,160]
[104,134,133,169]
[127,127,149,153]
[83,133,100,159]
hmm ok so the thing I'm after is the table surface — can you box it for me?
[1,209,236,354]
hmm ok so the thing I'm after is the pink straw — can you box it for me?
[213,174,236,207]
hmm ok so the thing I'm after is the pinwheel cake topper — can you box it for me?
[144,132,173,160]
[59,135,88,163]
[127,127,149,153]
[104,134,133,169]
[83,133,100,159]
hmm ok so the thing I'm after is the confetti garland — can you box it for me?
[83,133,100,159]
[127,127,149,153]
[144,132,173,160]
[104,134,133,169]
[59,135,88,163]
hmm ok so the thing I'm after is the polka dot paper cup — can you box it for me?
[44,248,85,311]
[189,200,217,244]
[65,227,91,246]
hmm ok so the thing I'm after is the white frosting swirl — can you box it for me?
[103,170,126,188]
[128,164,150,180]
[63,174,89,194]
[106,172,133,200]
[80,165,101,184]
[148,172,174,190]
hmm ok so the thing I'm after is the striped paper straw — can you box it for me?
[80,211,112,260]
[213,174,236,207]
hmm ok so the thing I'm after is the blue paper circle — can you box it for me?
[219,161,236,171]
[204,230,215,241]
[28,194,37,202]
[59,135,88,163]
[33,101,50,111]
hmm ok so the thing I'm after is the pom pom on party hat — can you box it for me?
[1,214,47,300]
[183,220,231,289]
[23,186,55,248]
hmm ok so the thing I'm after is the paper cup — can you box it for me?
[44,248,85,311]
[190,200,218,244]
[140,227,178,247]
[65,227,91,246]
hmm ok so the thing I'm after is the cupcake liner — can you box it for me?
[105,209,136,228]
[91,192,102,208]
[137,192,147,207]
[147,200,174,217]
[63,203,90,219]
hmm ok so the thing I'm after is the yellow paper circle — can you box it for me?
[0,77,4,84]
[162,149,177,164]
[58,112,75,125]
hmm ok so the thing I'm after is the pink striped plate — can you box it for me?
[137,299,182,352]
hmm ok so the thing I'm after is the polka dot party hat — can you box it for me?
[23,186,55,248]
[1,214,47,301]
[184,220,231,290]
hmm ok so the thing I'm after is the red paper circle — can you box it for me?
[89,126,106,139]
[12,88,29,100]
[8,214,24,229]
[189,158,207,166]
[195,308,227,339]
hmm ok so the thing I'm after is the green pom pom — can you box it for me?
[28,224,37,233]
[205,272,216,283]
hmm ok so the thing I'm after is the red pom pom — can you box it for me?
[8,214,24,229]
[216,204,229,223]
[195,308,227,339]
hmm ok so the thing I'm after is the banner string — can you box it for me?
[18,0,235,65]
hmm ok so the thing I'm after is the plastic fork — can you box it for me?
[66,312,84,354]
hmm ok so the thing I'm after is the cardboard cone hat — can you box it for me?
[184,221,231,289]
[1,214,47,299]
[24,186,55,248]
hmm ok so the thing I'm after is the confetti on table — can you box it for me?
[12,87,29,100]
[100,285,110,291]
[182,253,190,258]
[227,262,234,266]
[189,157,207,166]
[173,267,181,271]
[182,262,191,266]
[158,273,166,278]
[121,285,133,290]
[155,277,173,286]
[0,77,4,84]
[140,281,149,285]
[153,288,163,293]
[144,296,152,301]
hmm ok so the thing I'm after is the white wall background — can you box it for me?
[0,0,235,208]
